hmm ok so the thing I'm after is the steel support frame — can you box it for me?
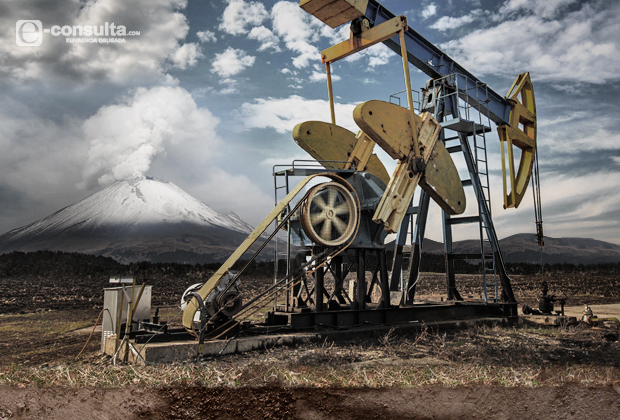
[455,130,516,302]
[282,301,518,329]
[289,247,391,312]
[396,83,516,304]
[363,0,511,126]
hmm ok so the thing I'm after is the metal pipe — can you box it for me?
[326,63,336,125]
[315,263,324,312]
[399,29,420,158]
[115,286,124,353]
[123,277,137,362]
[357,249,366,310]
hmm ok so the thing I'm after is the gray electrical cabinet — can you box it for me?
[101,286,152,349]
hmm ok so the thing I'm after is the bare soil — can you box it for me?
[1,384,619,419]
[1,272,620,419]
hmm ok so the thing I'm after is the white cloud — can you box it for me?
[309,70,341,82]
[422,4,438,19]
[168,43,203,69]
[470,169,620,245]
[527,109,620,153]
[534,171,620,238]
[219,0,268,35]
[79,86,220,189]
[431,15,475,31]
[260,155,310,168]
[0,0,198,84]
[238,95,359,134]
[271,1,321,68]
[366,43,393,67]
[248,26,281,52]
[344,43,393,67]
[228,1,372,69]
[500,0,577,19]
[546,125,620,152]
[0,100,85,227]
[211,47,255,78]
[197,30,217,43]
[217,77,240,94]
[440,2,620,83]
[185,168,272,227]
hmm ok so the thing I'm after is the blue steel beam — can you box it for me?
[364,0,512,126]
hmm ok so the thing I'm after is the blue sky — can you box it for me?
[1,0,619,245]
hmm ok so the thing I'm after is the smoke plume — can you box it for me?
[79,86,220,189]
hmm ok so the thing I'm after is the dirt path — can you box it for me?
[564,303,620,320]
[1,384,619,419]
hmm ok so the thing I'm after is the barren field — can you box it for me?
[1,271,620,419]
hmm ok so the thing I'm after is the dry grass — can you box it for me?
[1,322,619,389]
[0,312,92,335]
[1,359,617,389]
[2,304,619,390]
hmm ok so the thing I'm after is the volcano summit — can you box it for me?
[0,177,258,263]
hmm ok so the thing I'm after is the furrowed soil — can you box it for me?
[1,271,620,419]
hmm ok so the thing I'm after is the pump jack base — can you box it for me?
[267,300,517,329]
[103,301,517,364]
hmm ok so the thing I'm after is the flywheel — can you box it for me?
[497,72,537,209]
[300,181,359,246]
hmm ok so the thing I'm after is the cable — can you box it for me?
[136,307,185,354]
[75,308,106,361]
[531,146,544,273]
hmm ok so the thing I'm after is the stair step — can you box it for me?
[440,118,491,135]
[446,216,480,225]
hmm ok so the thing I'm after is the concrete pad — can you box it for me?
[103,317,516,364]
[520,315,577,327]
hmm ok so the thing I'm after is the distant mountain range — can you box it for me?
[1,176,618,266]
[0,177,264,264]
[410,234,620,265]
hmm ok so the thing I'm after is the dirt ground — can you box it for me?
[1,384,620,419]
[1,272,620,419]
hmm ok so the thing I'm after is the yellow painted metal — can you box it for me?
[374,159,421,233]
[326,63,336,124]
[344,130,374,172]
[420,139,466,215]
[353,100,421,159]
[183,174,326,332]
[292,120,390,185]
[354,100,465,231]
[299,0,369,29]
[355,103,435,231]
[399,28,420,159]
[497,72,536,209]
[370,113,440,232]
[321,16,407,63]
[183,173,359,334]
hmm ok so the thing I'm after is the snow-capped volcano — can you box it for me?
[0,177,261,263]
